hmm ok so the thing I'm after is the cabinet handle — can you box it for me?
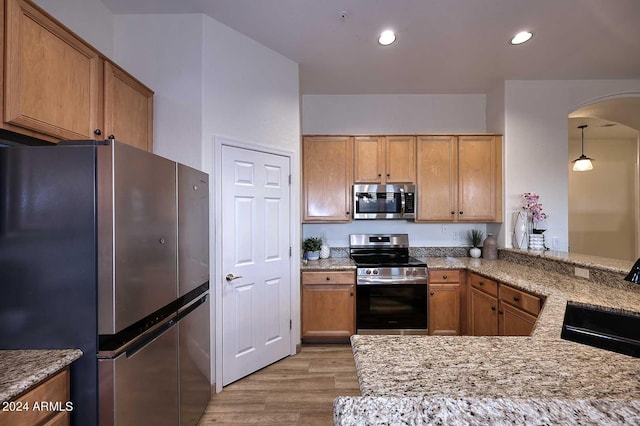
[513,296,520,302]
[450,211,455,215]
[442,274,448,280]
[386,173,390,177]
[459,211,464,215]
[326,276,331,281]
[346,212,350,216]
[94,129,102,136]
[479,281,484,286]
[491,306,496,311]
[378,173,382,177]
[429,291,435,296]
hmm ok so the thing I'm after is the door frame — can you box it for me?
[212,135,299,393]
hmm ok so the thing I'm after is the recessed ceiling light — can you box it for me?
[511,31,533,45]
[378,30,396,46]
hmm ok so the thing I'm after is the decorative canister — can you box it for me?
[469,247,481,258]
[320,243,331,259]
[482,234,498,259]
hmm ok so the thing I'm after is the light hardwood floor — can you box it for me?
[198,344,360,425]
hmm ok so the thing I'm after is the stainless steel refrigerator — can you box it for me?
[0,140,211,425]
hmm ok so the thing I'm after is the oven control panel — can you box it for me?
[356,267,428,285]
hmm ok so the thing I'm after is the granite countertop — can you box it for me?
[0,349,82,403]
[300,257,355,271]
[334,257,640,425]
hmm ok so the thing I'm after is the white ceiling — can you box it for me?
[101,0,640,95]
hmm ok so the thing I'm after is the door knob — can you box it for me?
[225,273,243,282]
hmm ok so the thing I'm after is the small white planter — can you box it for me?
[306,250,320,261]
[469,247,481,258]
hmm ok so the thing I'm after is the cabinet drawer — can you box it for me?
[302,271,355,285]
[468,273,498,297]
[499,284,541,316]
[429,269,460,283]
[3,368,70,426]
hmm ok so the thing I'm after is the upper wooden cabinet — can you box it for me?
[4,0,101,140]
[354,135,416,184]
[104,61,153,151]
[303,136,353,222]
[2,0,154,150]
[416,135,502,222]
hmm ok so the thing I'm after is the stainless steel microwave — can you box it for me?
[353,184,416,220]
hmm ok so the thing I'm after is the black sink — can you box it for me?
[561,301,640,358]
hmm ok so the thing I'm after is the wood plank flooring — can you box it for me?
[198,344,360,425]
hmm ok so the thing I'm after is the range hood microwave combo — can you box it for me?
[353,184,416,220]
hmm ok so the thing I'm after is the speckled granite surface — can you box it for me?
[336,256,640,424]
[0,350,82,403]
[335,397,640,425]
[301,257,356,271]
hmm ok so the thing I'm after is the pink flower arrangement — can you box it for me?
[522,192,548,224]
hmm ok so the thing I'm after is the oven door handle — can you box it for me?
[400,187,406,217]
[357,277,428,285]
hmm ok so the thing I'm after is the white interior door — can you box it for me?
[221,145,291,386]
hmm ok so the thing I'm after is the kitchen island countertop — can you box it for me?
[334,256,640,425]
[0,349,82,404]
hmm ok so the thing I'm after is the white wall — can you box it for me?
[34,0,114,58]
[503,80,640,251]
[302,94,488,247]
[113,14,204,169]
[303,94,485,135]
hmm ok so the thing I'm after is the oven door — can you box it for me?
[356,283,428,330]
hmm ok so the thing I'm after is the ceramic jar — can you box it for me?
[482,234,498,259]
[513,211,530,249]
[469,247,481,258]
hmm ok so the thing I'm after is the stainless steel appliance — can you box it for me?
[350,234,428,333]
[0,140,210,425]
[353,184,416,220]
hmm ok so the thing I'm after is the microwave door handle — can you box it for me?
[400,188,405,217]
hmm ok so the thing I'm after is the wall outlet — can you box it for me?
[574,267,590,279]
[551,236,560,250]
[442,224,448,234]
[452,231,460,241]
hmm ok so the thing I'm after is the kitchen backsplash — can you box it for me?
[328,246,468,258]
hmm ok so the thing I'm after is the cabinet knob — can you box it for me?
[386,173,390,177]
[450,211,455,215]
[442,274,448,280]
[479,281,484,286]
[350,292,354,297]
[94,129,102,136]
[499,311,504,315]
[429,291,435,296]
[513,296,520,302]
[346,212,350,216]
[326,276,331,281]
[491,306,496,311]
[377,173,382,177]
[459,211,464,215]
[108,134,115,140]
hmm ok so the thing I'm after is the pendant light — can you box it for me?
[572,124,594,171]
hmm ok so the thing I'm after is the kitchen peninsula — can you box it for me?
[303,250,640,424]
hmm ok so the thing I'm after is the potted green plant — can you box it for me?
[467,229,484,258]
[303,237,323,261]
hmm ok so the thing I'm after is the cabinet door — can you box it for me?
[4,0,101,140]
[457,135,502,222]
[428,283,460,335]
[104,61,154,152]
[301,284,355,339]
[416,136,457,221]
[303,136,353,222]
[353,136,383,183]
[385,136,416,183]
[499,302,536,336]
[469,287,498,336]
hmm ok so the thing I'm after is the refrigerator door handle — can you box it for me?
[126,317,177,358]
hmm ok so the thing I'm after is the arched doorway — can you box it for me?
[568,97,640,261]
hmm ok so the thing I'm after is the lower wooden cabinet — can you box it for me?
[469,286,499,336]
[428,269,464,335]
[468,272,543,336]
[3,367,71,426]
[301,271,355,340]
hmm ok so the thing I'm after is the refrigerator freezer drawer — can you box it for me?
[99,322,179,425]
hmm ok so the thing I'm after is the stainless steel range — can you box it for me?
[350,234,429,334]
